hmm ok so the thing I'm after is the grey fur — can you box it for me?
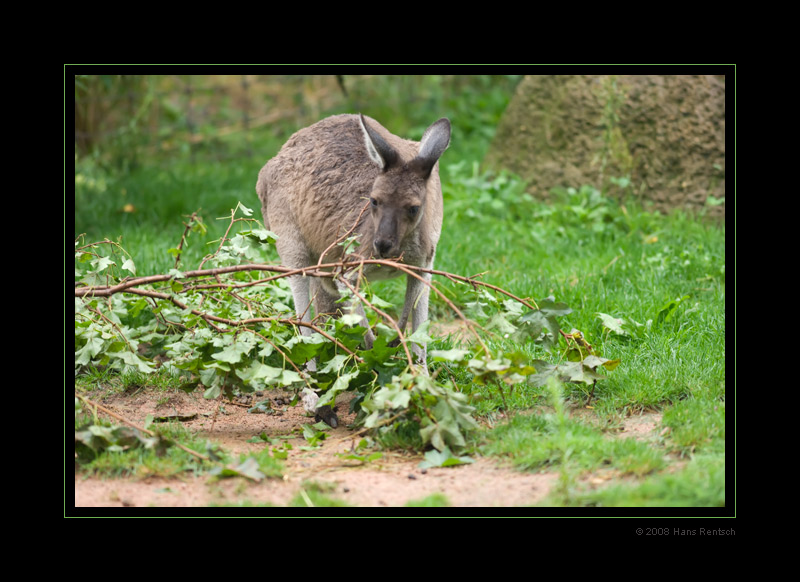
[255,113,450,371]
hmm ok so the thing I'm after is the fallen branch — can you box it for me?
[75,253,540,368]
[74,262,334,297]
[75,393,210,463]
[75,393,265,481]
[73,209,568,459]
[337,273,415,369]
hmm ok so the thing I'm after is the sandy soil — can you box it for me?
[73,385,662,511]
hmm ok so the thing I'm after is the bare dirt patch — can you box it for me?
[73,387,662,510]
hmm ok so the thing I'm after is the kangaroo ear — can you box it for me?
[359,113,398,170]
[412,118,450,179]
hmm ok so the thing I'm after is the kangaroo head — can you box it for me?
[359,114,450,259]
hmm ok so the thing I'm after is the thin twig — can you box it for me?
[173,211,199,270]
[75,393,265,481]
[80,302,138,356]
[75,255,540,362]
[74,263,336,298]
[317,198,371,268]
[77,221,545,378]
[356,259,492,357]
[368,260,539,312]
[75,393,210,463]
[198,204,257,270]
[337,275,415,371]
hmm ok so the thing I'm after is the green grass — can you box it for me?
[74,161,726,507]
[74,414,222,479]
[73,76,726,508]
[289,482,351,507]
[405,493,451,507]
[439,173,724,507]
[483,411,666,477]
[561,454,725,507]
[74,403,286,482]
[75,155,267,275]
[75,365,187,396]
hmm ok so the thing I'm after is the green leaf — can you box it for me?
[655,295,691,326]
[407,320,433,346]
[235,361,283,383]
[300,423,328,447]
[538,297,573,316]
[597,312,628,336]
[369,293,394,309]
[107,350,156,373]
[285,332,326,361]
[430,348,471,362]
[486,313,517,335]
[337,451,383,463]
[316,371,358,408]
[249,228,278,244]
[91,256,115,272]
[359,337,402,383]
[210,457,265,481]
[191,218,208,235]
[339,313,364,327]
[122,258,136,275]
[316,354,350,375]
[418,447,474,469]
[212,340,253,364]
[75,336,105,366]
[415,380,478,451]
[278,369,303,386]
[248,400,274,414]
[177,379,201,393]
[516,304,564,351]
[583,355,621,372]
[528,355,618,387]
[374,322,397,340]
[203,384,221,399]
[362,382,413,428]
[515,310,546,339]
[559,360,605,385]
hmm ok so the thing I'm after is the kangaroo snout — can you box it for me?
[373,238,395,257]
[373,211,400,257]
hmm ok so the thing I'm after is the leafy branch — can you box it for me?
[74,203,619,456]
[75,393,273,481]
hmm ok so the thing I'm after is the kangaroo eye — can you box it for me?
[408,206,420,217]
[370,197,378,208]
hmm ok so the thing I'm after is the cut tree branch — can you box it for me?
[75,254,539,367]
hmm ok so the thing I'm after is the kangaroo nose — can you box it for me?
[374,239,394,257]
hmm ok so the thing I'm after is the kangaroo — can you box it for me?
[256,113,450,424]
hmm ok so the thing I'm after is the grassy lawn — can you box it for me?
[73,75,727,510]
